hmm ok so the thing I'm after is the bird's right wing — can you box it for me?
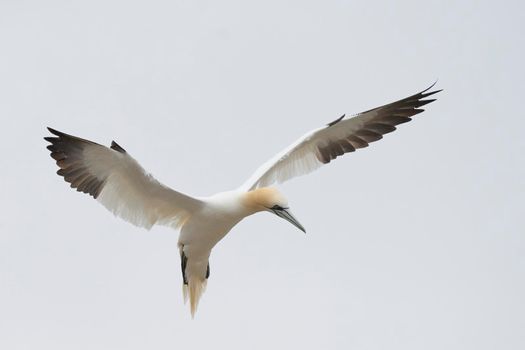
[241,84,441,191]
[45,128,203,229]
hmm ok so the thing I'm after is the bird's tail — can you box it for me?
[183,276,207,317]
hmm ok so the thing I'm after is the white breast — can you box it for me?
[178,190,252,254]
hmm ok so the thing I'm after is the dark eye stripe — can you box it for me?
[271,205,286,211]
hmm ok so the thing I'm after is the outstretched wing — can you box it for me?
[241,84,441,191]
[45,128,203,229]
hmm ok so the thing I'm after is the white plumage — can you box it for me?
[45,84,440,316]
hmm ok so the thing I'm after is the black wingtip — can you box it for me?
[47,127,63,136]
[425,79,439,91]
[45,128,61,143]
[43,136,57,143]
[110,140,126,153]
[423,79,443,94]
[421,89,442,99]
[424,81,435,92]
[327,114,345,127]
[421,80,444,94]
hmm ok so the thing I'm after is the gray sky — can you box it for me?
[1,0,524,349]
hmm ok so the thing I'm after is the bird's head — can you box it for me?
[243,187,306,233]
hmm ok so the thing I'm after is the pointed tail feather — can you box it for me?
[179,244,210,317]
[183,277,207,317]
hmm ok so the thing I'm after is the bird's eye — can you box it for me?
[271,205,285,211]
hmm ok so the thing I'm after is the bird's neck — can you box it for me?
[204,190,265,218]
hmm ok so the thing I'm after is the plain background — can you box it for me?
[1,1,524,349]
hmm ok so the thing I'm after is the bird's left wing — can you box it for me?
[241,85,441,191]
[45,128,203,229]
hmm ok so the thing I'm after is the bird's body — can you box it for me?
[178,189,281,313]
[45,84,441,316]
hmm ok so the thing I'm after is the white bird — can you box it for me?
[45,84,440,316]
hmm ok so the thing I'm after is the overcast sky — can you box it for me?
[1,1,524,349]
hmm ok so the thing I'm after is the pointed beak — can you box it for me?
[272,208,306,233]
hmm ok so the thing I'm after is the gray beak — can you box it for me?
[272,208,306,233]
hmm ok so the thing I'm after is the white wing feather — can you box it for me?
[240,128,324,190]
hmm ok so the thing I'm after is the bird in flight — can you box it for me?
[45,84,440,316]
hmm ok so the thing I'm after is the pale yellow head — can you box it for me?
[242,187,288,211]
[242,187,305,233]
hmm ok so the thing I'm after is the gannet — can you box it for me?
[44,84,440,316]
